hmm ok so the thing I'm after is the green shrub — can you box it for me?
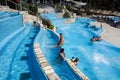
[29,4,38,15]
[22,2,38,15]
[41,18,55,29]
[48,25,54,29]
[63,12,71,18]
[55,4,63,13]
[23,2,29,10]
[42,18,47,25]
[42,18,52,28]
[66,5,72,12]
[86,10,91,15]
[46,19,52,27]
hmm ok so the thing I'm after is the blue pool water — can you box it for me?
[0,12,22,42]
[0,12,47,80]
[112,17,120,21]
[41,13,120,80]
[35,28,82,80]
[0,23,47,80]
[0,12,19,19]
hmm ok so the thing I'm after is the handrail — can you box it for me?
[7,0,35,15]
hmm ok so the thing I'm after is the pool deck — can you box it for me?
[91,21,120,47]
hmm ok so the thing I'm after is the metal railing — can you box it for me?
[7,0,40,21]
[7,0,35,15]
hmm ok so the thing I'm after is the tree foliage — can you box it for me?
[55,4,64,13]
[42,18,54,30]
[66,4,72,12]
[63,12,71,18]
[80,0,120,11]
[22,2,38,15]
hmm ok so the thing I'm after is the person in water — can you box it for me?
[96,36,102,41]
[33,21,39,27]
[71,57,79,66]
[56,33,64,47]
[90,36,96,42]
[59,48,65,60]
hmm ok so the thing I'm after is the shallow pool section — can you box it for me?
[0,12,23,42]
[0,23,47,80]
[42,13,120,80]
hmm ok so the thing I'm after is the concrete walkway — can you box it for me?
[92,22,120,47]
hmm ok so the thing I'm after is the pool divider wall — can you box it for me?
[33,43,60,80]
[66,59,89,80]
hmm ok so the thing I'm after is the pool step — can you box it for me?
[34,43,60,80]
[25,44,32,47]
[29,37,35,39]
[19,72,31,80]
[20,56,28,61]
[9,61,29,80]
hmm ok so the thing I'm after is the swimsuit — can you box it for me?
[60,44,64,47]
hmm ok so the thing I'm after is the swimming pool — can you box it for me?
[0,12,19,19]
[0,11,49,80]
[41,13,120,80]
[111,16,120,21]
[0,12,22,42]
[0,23,48,80]
[34,25,82,80]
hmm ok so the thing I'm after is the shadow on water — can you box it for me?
[19,72,31,80]
[20,56,28,61]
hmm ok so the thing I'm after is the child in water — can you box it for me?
[59,48,65,60]
[71,57,79,66]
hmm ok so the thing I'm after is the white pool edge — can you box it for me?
[66,59,89,80]
[33,43,60,80]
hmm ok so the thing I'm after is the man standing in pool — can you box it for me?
[56,33,64,47]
